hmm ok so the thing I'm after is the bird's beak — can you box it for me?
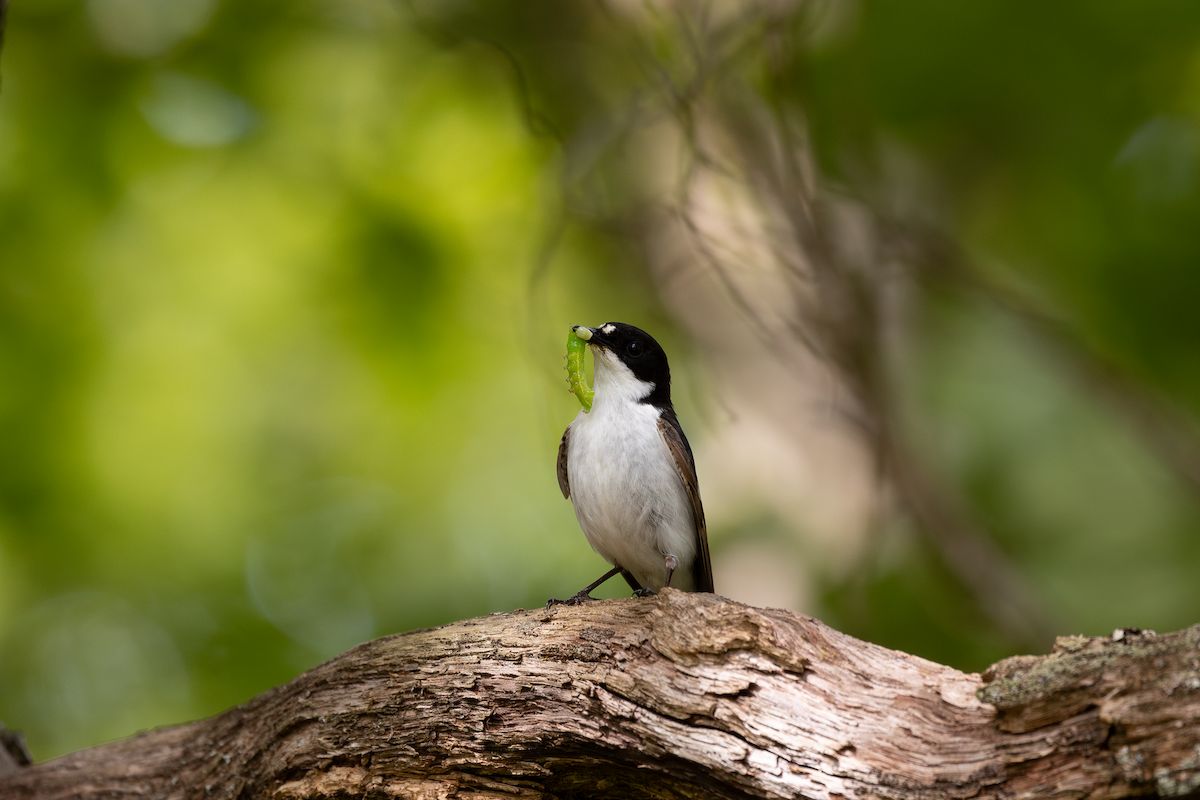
[572,325,595,342]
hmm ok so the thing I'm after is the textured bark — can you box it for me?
[2,591,1199,800]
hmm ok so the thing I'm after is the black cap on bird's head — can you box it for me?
[573,322,673,409]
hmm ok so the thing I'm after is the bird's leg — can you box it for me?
[633,555,679,598]
[622,569,655,598]
[546,565,623,608]
[663,554,678,589]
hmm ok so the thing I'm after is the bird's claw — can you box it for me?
[632,588,657,598]
[546,590,598,608]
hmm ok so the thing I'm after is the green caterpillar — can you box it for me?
[566,326,594,412]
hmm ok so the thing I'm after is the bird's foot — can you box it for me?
[632,588,658,598]
[546,590,599,608]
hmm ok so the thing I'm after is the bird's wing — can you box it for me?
[557,426,571,499]
[657,414,714,593]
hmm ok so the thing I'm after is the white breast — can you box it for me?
[565,352,697,592]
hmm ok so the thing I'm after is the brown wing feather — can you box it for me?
[657,416,714,593]
[556,427,571,499]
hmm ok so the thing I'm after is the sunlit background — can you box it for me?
[2,0,1200,761]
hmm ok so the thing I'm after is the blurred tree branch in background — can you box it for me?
[411,0,1053,641]
[957,259,1200,497]
[412,0,1200,654]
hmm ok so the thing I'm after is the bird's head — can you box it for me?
[572,322,672,408]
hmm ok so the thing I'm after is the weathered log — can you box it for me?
[2,590,1198,799]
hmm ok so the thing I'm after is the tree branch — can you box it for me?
[3,591,1198,799]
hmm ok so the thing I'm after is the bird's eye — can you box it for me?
[626,341,643,357]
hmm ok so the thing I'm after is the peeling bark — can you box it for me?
[2,591,1198,799]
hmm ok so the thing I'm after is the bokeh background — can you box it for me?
[3,0,1200,761]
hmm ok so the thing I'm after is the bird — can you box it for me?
[549,322,713,605]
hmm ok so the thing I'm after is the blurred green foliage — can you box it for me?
[2,0,1200,763]
[0,0,669,759]
[795,0,1200,661]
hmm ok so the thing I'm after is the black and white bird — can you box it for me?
[551,322,713,605]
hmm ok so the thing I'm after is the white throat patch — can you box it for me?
[592,347,654,406]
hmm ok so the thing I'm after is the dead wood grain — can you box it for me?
[2,591,1198,800]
